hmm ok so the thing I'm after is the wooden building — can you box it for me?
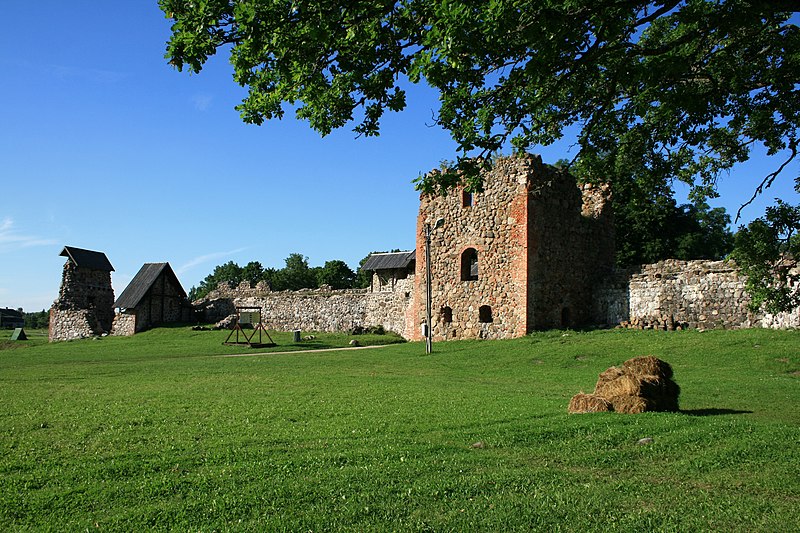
[112,263,192,335]
[1,308,25,329]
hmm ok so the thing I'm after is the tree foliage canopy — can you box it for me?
[161,0,798,197]
[162,0,800,311]
[732,200,800,313]
[188,253,361,300]
[613,177,734,266]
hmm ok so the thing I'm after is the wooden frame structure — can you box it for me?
[223,306,275,348]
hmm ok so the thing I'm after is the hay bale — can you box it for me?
[570,356,681,414]
[595,366,625,388]
[648,379,681,412]
[608,395,651,414]
[623,355,673,379]
[594,373,643,398]
[568,393,613,414]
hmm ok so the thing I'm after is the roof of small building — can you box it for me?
[361,250,416,271]
[59,246,114,271]
[114,262,186,309]
[0,307,23,318]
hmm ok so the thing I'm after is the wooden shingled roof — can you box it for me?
[361,250,416,271]
[114,263,186,309]
[59,246,114,271]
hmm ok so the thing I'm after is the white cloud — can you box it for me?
[48,63,128,84]
[0,217,58,252]
[176,247,249,275]
[192,93,213,111]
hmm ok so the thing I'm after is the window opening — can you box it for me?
[561,307,571,328]
[462,190,474,207]
[479,305,493,323]
[461,248,479,281]
[441,306,453,324]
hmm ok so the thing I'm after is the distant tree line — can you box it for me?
[23,310,50,329]
[188,252,397,301]
[612,181,735,267]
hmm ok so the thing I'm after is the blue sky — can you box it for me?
[1,2,798,313]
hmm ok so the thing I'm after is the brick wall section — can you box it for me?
[49,262,115,341]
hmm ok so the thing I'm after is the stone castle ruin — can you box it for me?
[411,154,614,340]
[49,155,798,341]
[192,154,797,338]
[49,246,116,341]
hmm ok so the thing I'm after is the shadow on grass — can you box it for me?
[681,408,754,416]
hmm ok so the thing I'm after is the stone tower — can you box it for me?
[49,246,115,341]
[413,154,614,341]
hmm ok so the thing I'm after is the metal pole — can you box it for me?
[425,223,432,354]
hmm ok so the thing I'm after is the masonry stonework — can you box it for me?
[594,259,800,330]
[412,154,614,341]
[194,277,415,337]
[49,261,115,341]
[190,155,798,340]
[48,153,786,341]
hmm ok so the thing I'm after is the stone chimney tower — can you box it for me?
[49,246,115,341]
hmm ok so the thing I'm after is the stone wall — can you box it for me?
[111,312,136,337]
[593,259,800,330]
[414,158,529,340]
[49,262,115,341]
[372,269,413,293]
[526,167,615,329]
[194,277,415,337]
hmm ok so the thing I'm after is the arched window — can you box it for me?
[440,306,453,324]
[460,248,479,281]
[479,305,493,323]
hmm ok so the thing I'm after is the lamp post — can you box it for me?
[425,218,445,354]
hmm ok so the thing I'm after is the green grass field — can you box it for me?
[1,327,798,531]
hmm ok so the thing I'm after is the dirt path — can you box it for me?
[218,344,397,357]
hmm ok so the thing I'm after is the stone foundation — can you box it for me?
[111,312,137,336]
[49,309,107,340]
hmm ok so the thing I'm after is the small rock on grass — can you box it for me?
[637,437,654,445]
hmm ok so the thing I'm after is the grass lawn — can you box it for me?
[1,327,798,531]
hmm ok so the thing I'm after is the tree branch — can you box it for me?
[736,139,798,222]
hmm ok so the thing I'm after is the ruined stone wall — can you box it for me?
[592,260,800,330]
[49,263,115,341]
[526,161,615,329]
[194,278,415,337]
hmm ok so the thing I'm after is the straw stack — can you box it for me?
[568,355,680,414]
